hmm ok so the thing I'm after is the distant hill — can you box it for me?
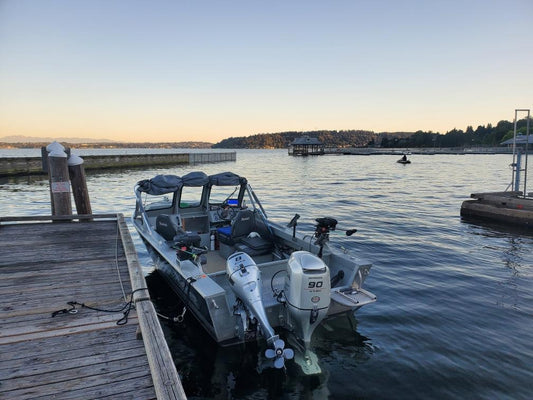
[212,130,379,149]
[0,138,214,149]
[0,135,115,144]
[211,118,529,149]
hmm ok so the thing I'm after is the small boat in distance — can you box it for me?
[397,153,411,164]
[132,171,376,374]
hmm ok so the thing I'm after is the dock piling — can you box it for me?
[68,153,92,220]
[46,143,72,216]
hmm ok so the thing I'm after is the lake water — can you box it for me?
[1,149,532,400]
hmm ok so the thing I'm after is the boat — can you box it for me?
[132,171,376,374]
[397,159,411,164]
[397,153,411,164]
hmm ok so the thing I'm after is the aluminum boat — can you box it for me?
[132,171,376,373]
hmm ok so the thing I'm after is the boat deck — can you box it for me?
[0,214,186,400]
[204,250,228,274]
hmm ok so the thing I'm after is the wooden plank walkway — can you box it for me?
[0,214,186,400]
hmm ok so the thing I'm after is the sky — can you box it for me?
[0,0,532,143]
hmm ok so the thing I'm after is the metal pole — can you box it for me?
[511,111,518,190]
[522,109,530,197]
[514,150,521,192]
[514,109,530,198]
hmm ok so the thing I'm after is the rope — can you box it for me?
[156,309,185,323]
[51,287,149,325]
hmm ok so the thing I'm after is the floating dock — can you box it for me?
[0,214,186,399]
[0,151,236,177]
[460,109,531,228]
[460,191,533,227]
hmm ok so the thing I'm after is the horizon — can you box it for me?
[0,114,529,146]
[1,1,532,143]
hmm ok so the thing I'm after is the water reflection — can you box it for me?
[0,174,48,186]
[461,219,533,313]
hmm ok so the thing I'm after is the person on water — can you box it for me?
[402,154,407,161]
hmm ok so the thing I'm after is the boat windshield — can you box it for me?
[209,184,240,206]
[142,193,173,211]
[179,185,203,208]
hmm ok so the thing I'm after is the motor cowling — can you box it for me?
[284,251,330,346]
[226,252,276,340]
[227,252,294,368]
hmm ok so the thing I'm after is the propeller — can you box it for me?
[265,338,294,369]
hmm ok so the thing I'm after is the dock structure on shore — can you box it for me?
[0,151,236,177]
[0,214,186,400]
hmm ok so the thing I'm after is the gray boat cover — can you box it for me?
[137,175,182,195]
[209,172,247,186]
[182,171,209,187]
[137,171,245,195]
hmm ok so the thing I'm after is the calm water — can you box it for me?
[1,149,532,400]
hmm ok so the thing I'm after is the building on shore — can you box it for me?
[500,135,533,150]
[288,136,325,156]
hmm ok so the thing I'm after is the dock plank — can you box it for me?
[0,324,140,362]
[0,215,186,400]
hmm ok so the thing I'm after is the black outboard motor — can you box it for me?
[314,217,337,257]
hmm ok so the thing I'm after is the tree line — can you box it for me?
[213,118,531,149]
[379,118,531,148]
[212,130,376,149]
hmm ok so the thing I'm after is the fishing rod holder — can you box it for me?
[287,213,300,239]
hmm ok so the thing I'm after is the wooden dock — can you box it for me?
[0,214,186,399]
[0,151,236,177]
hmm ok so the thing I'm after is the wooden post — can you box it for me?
[41,146,49,172]
[68,153,92,221]
[47,143,72,216]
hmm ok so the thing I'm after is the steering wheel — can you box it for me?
[217,204,237,220]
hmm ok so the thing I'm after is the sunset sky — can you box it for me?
[1,0,532,143]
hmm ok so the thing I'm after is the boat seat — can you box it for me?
[156,214,180,241]
[217,209,273,256]
[173,230,201,248]
[235,236,273,256]
[156,214,201,247]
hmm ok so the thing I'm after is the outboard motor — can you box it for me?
[226,252,293,368]
[282,251,331,374]
[284,251,331,346]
